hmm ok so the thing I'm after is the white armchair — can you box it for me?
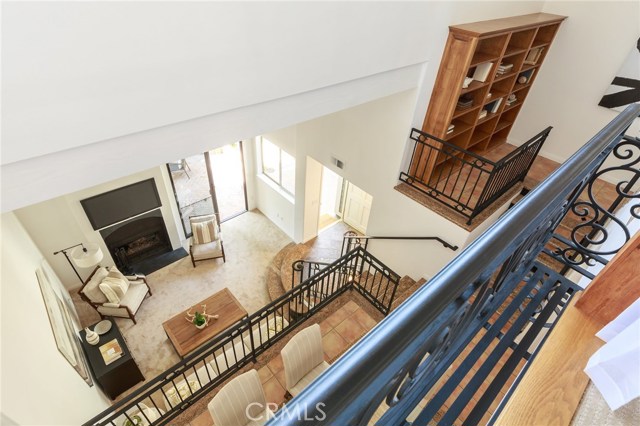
[281,324,330,397]
[78,266,151,324]
[189,214,225,267]
[208,369,274,426]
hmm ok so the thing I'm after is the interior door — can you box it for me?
[342,182,372,234]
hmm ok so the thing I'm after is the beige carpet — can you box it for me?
[72,210,292,385]
[571,382,640,426]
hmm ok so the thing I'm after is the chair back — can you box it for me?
[189,214,220,244]
[281,324,324,390]
[208,369,266,426]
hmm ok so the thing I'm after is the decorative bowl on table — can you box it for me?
[94,319,112,335]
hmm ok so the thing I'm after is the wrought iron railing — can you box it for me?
[269,105,640,426]
[83,247,399,426]
[291,250,402,316]
[543,134,640,280]
[399,127,550,224]
[291,259,330,288]
[340,231,459,257]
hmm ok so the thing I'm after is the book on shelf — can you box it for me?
[490,98,503,113]
[462,76,473,89]
[478,109,488,119]
[472,62,493,83]
[457,94,474,109]
[505,93,518,107]
[99,339,123,365]
[447,124,455,134]
[496,62,513,76]
[524,47,544,65]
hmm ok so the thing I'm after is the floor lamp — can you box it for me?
[53,243,105,285]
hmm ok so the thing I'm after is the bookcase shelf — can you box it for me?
[453,105,481,119]
[477,112,498,125]
[502,100,524,113]
[419,12,565,176]
[445,122,473,140]
[495,120,513,133]
[470,52,501,67]
[484,90,508,104]
[460,80,490,95]
[503,46,528,58]
[494,71,518,83]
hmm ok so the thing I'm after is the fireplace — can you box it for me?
[100,210,172,273]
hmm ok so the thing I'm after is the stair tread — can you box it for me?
[280,244,311,292]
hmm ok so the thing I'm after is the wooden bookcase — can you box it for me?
[413,13,566,179]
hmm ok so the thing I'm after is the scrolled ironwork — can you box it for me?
[270,105,640,426]
[549,135,640,276]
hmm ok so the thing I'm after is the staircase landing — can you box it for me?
[265,221,360,301]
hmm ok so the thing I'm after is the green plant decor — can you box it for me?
[122,415,142,426]
[193,311,207,327]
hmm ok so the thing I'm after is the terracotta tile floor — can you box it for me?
[187,300,377,426]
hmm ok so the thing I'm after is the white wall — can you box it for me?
[0,212,109,424]
[15,166,183,289]
[1,1,547,213]
[253,129,298,239]
[299,91,471,279]
[510,1,640,164]
[303,157,324,243]
[250,90,473,278]
[1,2,432,165]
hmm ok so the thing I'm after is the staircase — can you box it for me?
[391,276,428,311]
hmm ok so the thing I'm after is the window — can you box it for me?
[260,137,296,195]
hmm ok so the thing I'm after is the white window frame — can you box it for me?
[260,137,295,196]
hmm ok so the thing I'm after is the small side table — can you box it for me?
[80,319,144,400]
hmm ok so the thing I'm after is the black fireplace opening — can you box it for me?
[103,216,171,273]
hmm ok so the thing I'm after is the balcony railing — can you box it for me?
[82,247,399,426]
[270,105,640,426]
[543,134,640,279]
[399,127,550,224]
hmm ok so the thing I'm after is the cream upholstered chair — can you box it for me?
[78,265,151,324]
[189,214,225,267]
[281,324,330,397]
[208,369,274,426]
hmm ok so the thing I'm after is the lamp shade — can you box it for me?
[70,243,104,268]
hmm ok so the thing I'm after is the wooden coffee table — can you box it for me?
[162,288,248,358]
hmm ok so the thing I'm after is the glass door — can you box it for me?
[167,154,216,236]
[168,141,248,237]
[208,141,248,222]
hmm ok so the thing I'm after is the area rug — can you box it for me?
[71,210,292,387]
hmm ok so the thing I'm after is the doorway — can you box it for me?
[318,166,344,232]
[209,142,249,221]
[342,182,372,234]
[167,141,248,237]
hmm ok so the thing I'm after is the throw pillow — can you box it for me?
[99,282,121,304]
[192,219,218,244]
[81,267,109,304]
[106,266,128,282]
[102,276,129,299]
